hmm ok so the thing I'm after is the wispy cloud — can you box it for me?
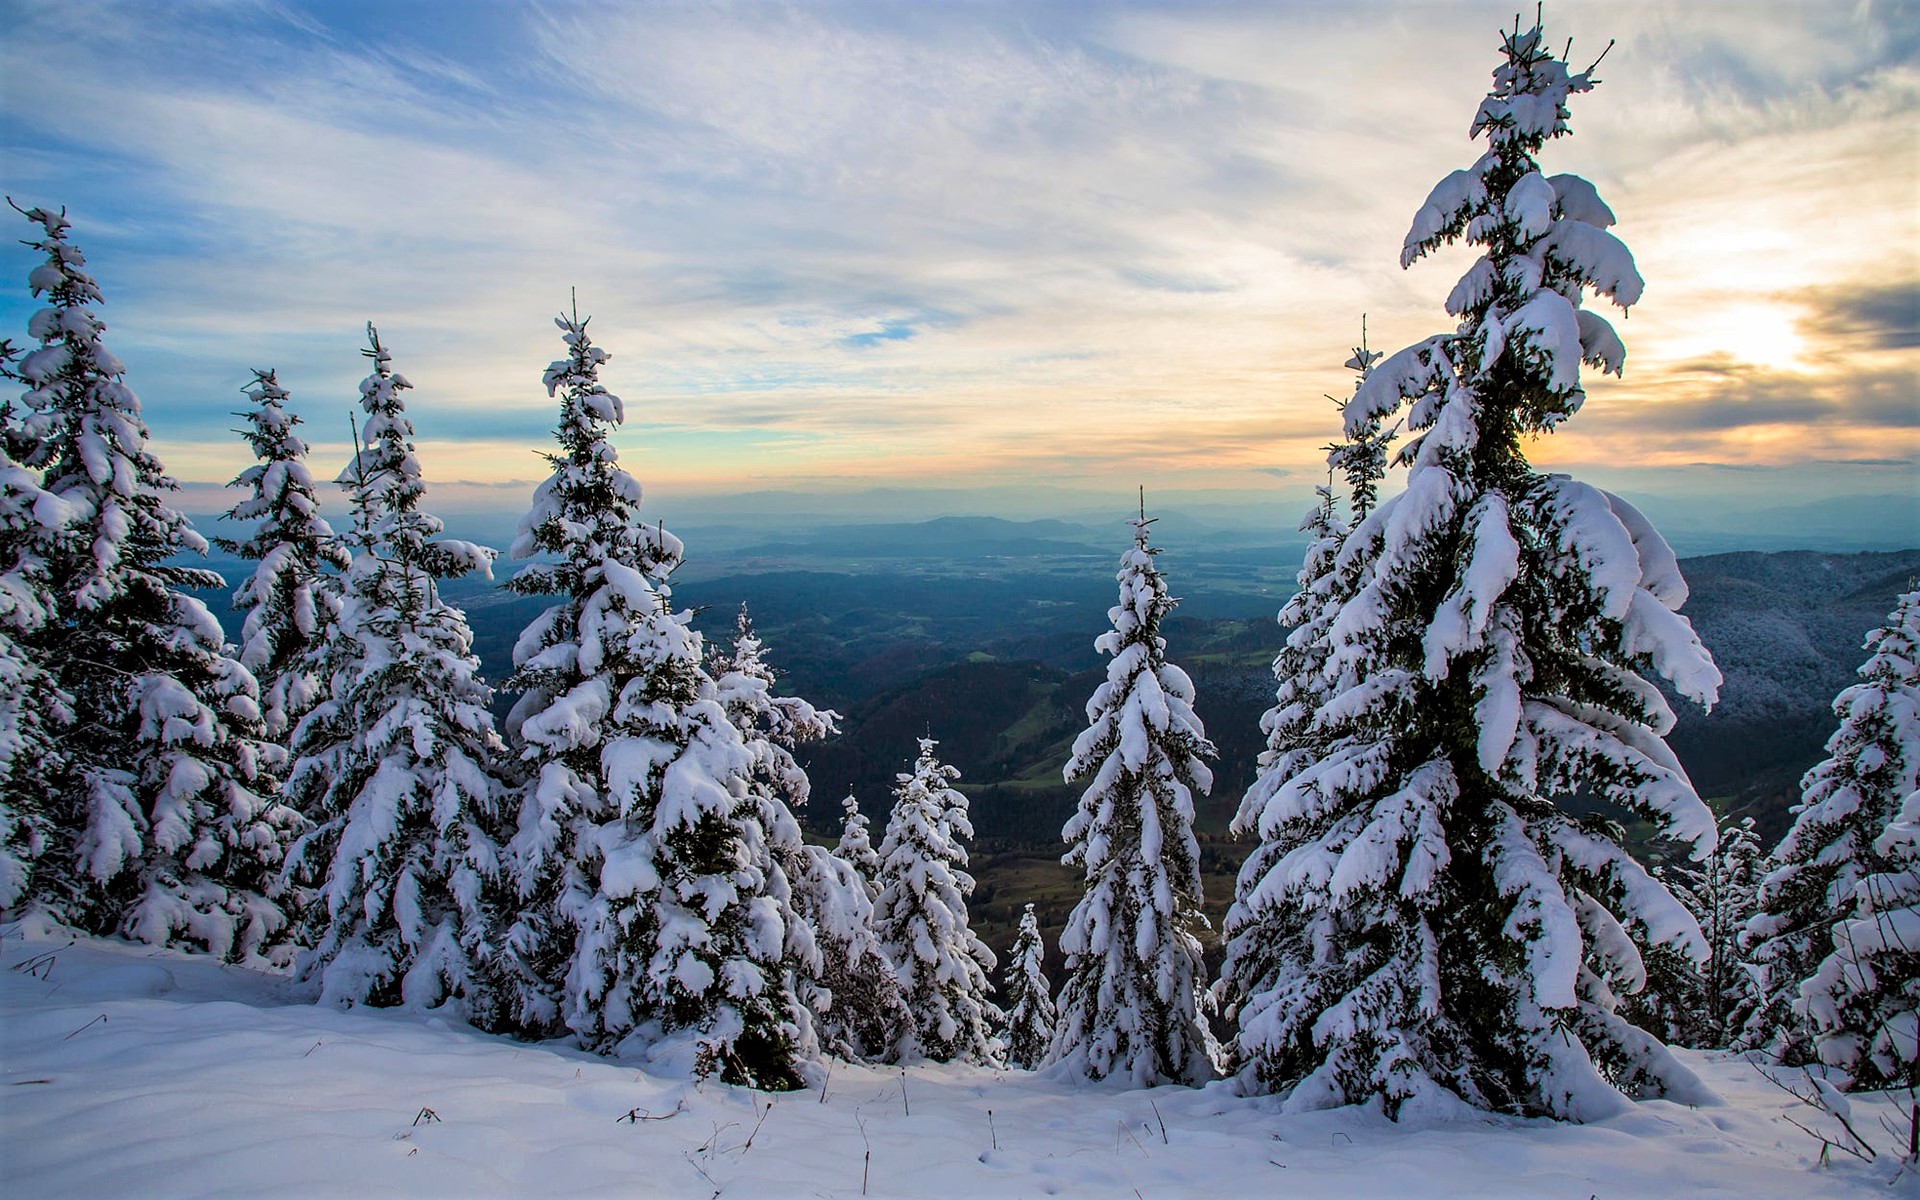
[0,0,1912,520]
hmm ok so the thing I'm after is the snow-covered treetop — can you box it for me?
[1065,511,1215,799]
[509,305,682,596]
[1358,20,1635,446]
[835,792,879,889]
[341,324,491,582]
[221,369,345,565]
[12,203,218,608]
[711,604,839,812]
[712,606,838,756]
[1325,325,1394,521]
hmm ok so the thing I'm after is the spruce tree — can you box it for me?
[834,792,879,897]
[13,205,296,963]
[218,368,348,742]
[1652,813,1762,1048]
[504,307,815,1087]
[1051,510,1217,1086]
[1805,789,1919,1092]
[1001,903,1056,1070]
[1746,589,1920,1080]
[1225,21,1722,1120]
[1220,342,1387,1060]
[282,324,513,1017]
[0,336,73,908]
[874,738,1002,1063]
[708,608,898,1062]
[787,838,908,1060]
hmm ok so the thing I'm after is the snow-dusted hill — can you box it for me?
[2,925,1906,1198]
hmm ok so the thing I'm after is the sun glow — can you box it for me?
[1654,302,1809,373]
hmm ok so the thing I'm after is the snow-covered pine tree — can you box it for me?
[874,738,1002,1063]
[834,792,879,897]
[217,368,349,743]
[787,838,907,1060]
[0,336,73,908]
[1746,589,1920,1080]
[504,306,814,1087]
[1220,340,1390,1063]
[1806,787,1919,1093]
[710,605,838,814]
[1225,21,1724,1120]
[1001,903,1056,1070]
[708,607,903,1062]
[1648,813,1762,1048]
[281,324,514,1018]
[12,204,297,963]
[1050,510,1217,1086]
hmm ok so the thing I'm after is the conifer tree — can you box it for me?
[835,792,879,897]
[787,838,908,1060]
[1224,21,1722,1120]
[1650,813,1762,1048]
[874,738,1002,1063]
[1220,341,1387,1057]
[504,307,815,1087]
[218,368,348,742]
[282,324,513,1017]
[1001,903,1056,1070]
[1051,510,1217,1086]
[1806,789,1919,1092]
[1745,589,1920,1078]
[12,204,296,963]
[708,608,901,1062]
[0,336,73,908]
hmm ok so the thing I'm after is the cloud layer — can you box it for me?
[0,0,1912,518]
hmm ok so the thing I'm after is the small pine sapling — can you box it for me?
[1000,903,1056,1070]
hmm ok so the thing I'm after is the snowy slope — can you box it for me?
[1,926,1904,1198]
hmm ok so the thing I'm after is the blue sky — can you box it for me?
[1,0,1914,538]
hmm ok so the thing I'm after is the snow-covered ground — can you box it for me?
[1,925,1906,1199]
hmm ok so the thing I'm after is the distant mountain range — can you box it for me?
[185,521,1919,855]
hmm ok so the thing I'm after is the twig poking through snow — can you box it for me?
[412,1107,440,1127]
[855,1112,872,1196]
[1150,1100,1168,1145]
[740,1101,773,1153]
[617,1099,686,1124]
[61,1014,104,1041]
[988,1108,999,1151]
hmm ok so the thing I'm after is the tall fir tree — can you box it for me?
[834,792,880,897]
[12,204,297,963]
[1745,589,1920,1081]
[282,324,514,1018]
[504,307,814,1087]
[218,368,348,743]
[1223,22,1723,1120]
[874,738,1002,1064]
[1001,903,1056,1070]
[1220,341,1388,1060]
[1050,510,1217,1086]
[0,336,74,908]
